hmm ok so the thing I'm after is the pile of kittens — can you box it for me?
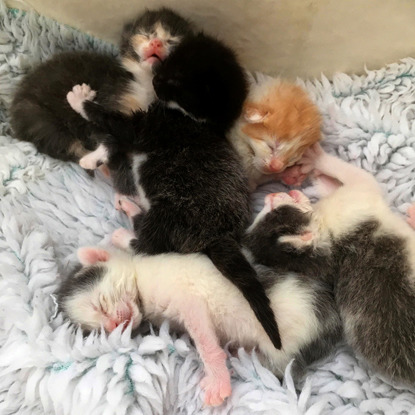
[9,7,415,407]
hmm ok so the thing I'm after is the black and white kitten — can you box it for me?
[66,33,283,349]
[57,239,341,406]
[245,143,415,384]
[9,8,194,166]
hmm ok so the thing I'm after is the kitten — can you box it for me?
[246,143,415,384]
[66,33,283,349]
[9,8,194,166]
[58,241,341,406]
[229,73,322,190]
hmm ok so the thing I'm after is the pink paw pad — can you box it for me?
[281,165,307,186]
[200,371,232,407]
[407,204,415,230]
[66,83,96,115]
[119,197,142,218]
[288,190,310,205]
[265,192,293,210]
[77,247,110,266]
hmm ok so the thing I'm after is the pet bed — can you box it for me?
[1,4,415,414]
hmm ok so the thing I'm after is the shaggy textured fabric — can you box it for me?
[0,4,415,415]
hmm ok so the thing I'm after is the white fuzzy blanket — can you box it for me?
[1,4,415,415]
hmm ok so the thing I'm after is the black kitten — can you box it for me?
[9,8,194,166]
[67,33,282,349]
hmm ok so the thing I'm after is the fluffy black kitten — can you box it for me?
[9,8,194,166]
[67,33,282,349]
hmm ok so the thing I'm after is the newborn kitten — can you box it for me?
[246,143,415,384]
[9,7,193,165]
[67,33,282,349]
[58,241,341,406]
[229,73,322,190]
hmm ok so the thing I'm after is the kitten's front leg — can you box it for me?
[280,165,308,186]
[180,300,232,406]
[117,196,142,218]
[300,143,379,190]
[66,83,96,120]
[247,189,312,234]
[79,143,109,170]
[245,191,316,272]
[67,84,131,137]
[112,198,145,252]
[117,197,146,234]
[67,84,114,128]
[111,228,135,251]
[68,84,113,170]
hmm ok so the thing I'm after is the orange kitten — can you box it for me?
[229,74,322,189]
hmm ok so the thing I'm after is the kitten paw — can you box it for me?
[288,190,312,209]
[79,144,109,170]
[98,164,111,178]
[265,191,312,213]
[67,83,96,119]
[200,371,232,407]
[118,197,142,218]
[407,204,415,230]
[299,143,325,174]
[264,192,293,211]
[79,153,100,170]
[111,228,135,249]
[281,165,308,186]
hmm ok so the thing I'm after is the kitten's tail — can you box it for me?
[205,237,282,350]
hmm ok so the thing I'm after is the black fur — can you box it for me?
[250,243,342,378]
[10,51,130,162]
[333,220,415,383]
[107,152,137,197]
[152,33,248,133]
[80,33,282,349]
[245,207,332,280]
[289,276,343,378]
[248,201,415,384]
[57,264,105,311]
[9,8,194,165]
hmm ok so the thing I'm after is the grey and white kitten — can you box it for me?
[246,143,415,385]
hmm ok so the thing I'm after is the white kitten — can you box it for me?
[58,228,340,406]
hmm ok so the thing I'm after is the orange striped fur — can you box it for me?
[229,76,322,188]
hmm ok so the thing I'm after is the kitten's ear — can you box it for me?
[243,106,269,123]
[77,247,110,266]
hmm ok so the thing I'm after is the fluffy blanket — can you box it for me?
[1,4,415,414]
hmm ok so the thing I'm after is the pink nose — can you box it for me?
[268,157,284,173]
[149,38,163,49]
[105,320,119,332]
[105,316,130,333]
[104,304,133,332]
